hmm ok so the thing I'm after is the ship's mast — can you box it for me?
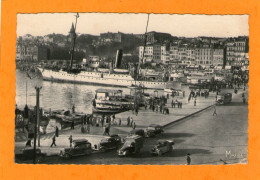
[70,13,80,71]
[137,14,150,80]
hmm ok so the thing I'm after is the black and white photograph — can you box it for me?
[14,13,249,165]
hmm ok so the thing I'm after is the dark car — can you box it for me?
[146,124,164,137]
[98,135,122,152]
[15,148,47,164]
[129,129,145,137]
[59,139,92,159]
[151,140,174,156]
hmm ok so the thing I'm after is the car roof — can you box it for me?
[72,139,89,143]
[130,129,144,133]
[149,124,162,128]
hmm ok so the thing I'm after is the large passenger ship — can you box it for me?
[38,67,169,89]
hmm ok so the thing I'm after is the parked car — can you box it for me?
[129,129,145,137]
[15,148,47,163]
[59,139,92,159]
[97,135,122,152]
[146,124,164,137]
[151,140,175,156]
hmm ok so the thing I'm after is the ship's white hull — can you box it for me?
[38,68,169,89]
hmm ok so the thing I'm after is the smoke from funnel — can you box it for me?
[114,49,123,68]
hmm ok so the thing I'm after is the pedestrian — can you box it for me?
[130,117,133,127]
[101,115,104,127]
[213,106,217,116]
[132,122,136,129]
[127,116,130,126]
[72,104,75,113]
[118,118,121,126]
[180,102,182,108]
[152,105,155,112]
[171,100,174,108]
[135,107,139,116]
[68,135,73,147]
[71,120,74,129]
[145,103,147,110]
[50,135,56,147]
[186,153,191,165]
[25,139,31,147]
[243,97,246,104]
[188,96,191,103]
[84,114,87,125]
[194,99,196,106]
[55,126,59,137]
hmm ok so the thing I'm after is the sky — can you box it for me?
[17,13,249,38]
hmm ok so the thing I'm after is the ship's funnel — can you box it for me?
[114,49,123,68]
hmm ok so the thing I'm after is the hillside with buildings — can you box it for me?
[16,25,249,70]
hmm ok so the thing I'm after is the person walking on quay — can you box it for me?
[72,104,75,113]
[243,97,246,104]
[55,126,59,137]
[194,99,197,106]
[152,105,155,112]
[101,115,105,127]
[171,100,174,108]
[68,135,73,147]
[188,95,191,103]
[132,122,136,129]
[127,116,130,126]
[186,153,191,165]
[130,117,134,127]
[145,103,147,110]
[180,102,182,109]
[118,118,121,126]
[213,105,217,116]
[84,114,87,125]
[71,120,75,129]
[50,135,56,147]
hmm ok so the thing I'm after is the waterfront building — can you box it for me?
[195,44,213,67]
[169,44,179,64]
[145,31,172,44]
[213,46,224,67]
[161,45,170,64]
[186,45,196,65]
[225,37,249,67]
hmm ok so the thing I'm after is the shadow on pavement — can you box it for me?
[160,132,195,138]
[165,148,212,157]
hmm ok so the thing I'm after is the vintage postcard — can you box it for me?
[15,13,248,165]
[1,0,259,179]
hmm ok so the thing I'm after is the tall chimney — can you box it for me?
[114,49,123,68]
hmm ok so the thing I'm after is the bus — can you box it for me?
[216,92,232,105]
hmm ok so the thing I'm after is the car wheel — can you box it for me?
[125,150,130,157]
[36,156,44,164]
[100,148,106,153]
[64,153,71,159]
[158,150,162,156]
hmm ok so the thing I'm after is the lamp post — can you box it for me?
[33,86,41,164]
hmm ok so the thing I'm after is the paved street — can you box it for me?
[30,89,247,165]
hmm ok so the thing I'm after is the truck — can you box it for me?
[118,135,144,157]
[216,92,232,105]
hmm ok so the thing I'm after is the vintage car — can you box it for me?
[129,129,145,138]
[59,139,92,159]
[146,124,164,137]
[15,148,47,163]
[97,135,122,152]
[151,140,175,156]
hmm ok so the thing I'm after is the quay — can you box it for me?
[15,88,227,156]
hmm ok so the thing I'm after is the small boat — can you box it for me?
[92,89,134,114]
